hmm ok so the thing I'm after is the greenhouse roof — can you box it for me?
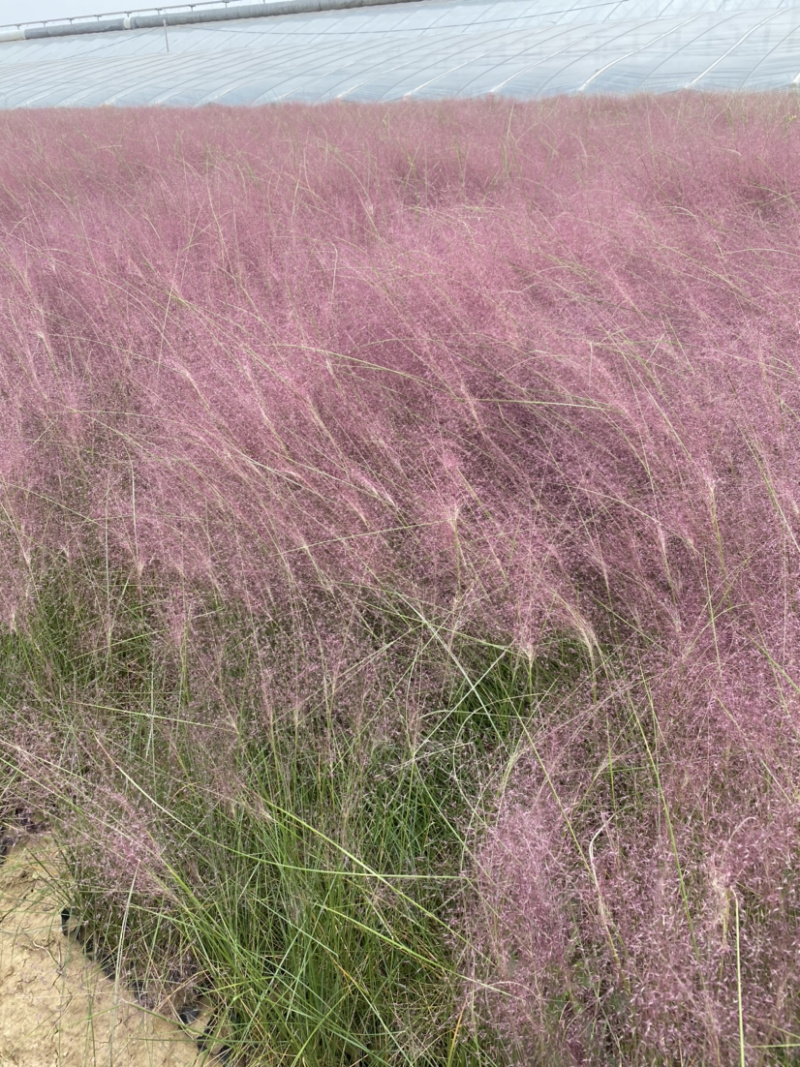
[0,0,798,108]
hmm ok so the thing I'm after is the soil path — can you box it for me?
[0,834,207,1067]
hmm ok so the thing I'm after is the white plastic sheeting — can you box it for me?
[0,0,798,108]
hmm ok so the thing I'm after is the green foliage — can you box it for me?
[1,556,580,1065]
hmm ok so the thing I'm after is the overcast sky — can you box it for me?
[0,1,122,21]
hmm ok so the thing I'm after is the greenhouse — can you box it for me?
[0,0,798,108]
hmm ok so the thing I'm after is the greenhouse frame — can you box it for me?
[0,0,798,108]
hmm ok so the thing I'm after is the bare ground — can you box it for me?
[0,834,210,1067]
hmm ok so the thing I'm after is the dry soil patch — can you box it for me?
[0,833,207,1067]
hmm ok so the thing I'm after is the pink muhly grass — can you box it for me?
[1,92,800,1061]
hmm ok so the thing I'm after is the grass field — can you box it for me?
[1,91,800,1065]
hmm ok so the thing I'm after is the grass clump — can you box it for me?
[1,91,800,1064]
[3,562,561,1066]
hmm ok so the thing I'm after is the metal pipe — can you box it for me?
[1,0,431,42]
